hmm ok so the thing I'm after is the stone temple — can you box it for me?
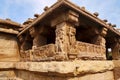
[0,0,120,80]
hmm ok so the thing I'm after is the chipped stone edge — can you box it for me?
[0,61,115,76]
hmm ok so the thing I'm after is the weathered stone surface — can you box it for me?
[0,71,15,78]
[15,62,29,70]
[112,43,120,60]
[33,34,47,47]
[0,61,116,80]
[33,44,56,61]
[113,60,120,80]
[0,62,15,69]
[0,0,120,80]
[15,61,114,76]
[0,19,21,27]
[0,77,23,80]
[55,22,70,60]
[20,44,56,61]
[51,10,79,27]
[69,41,106,60]
[15,70,114,80]
[114,67,120,80]
[0,28,19,34]
[21,20,107,61]
[76,71,114,80]
[0,33,20,61]
[0,61,114,76]
[113,60,120,68]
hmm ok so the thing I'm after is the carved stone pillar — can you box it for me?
[21,40,27,51]
[51,10,79,60]
[29,26,47,49]
[29,27,37,49]
[69,24,76,46]
[29,27,46,48]
[94,27,108,47]
[20,34,32,51]
[68,24,78,59]
[33,35,47,47]
[55,22,70,60]
[112,41,120,60]
[92,27,108,59]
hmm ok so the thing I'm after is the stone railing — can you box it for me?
[20,42,106,61]
[69,41,106,60]
[20,44,56,61]
[20,50,31,61]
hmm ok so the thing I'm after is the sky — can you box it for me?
[0,0,120,28]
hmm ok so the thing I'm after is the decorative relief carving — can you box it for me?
[33,44,56,61]
[20,44,56,61]
[68,41,106,60]
[55,22,69,60]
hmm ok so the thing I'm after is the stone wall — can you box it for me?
[0,61,116,80]
[0,33,20,61]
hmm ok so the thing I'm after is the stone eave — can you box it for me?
[0,19,23,28]
[0,27,19,35]
[17,0,120,37]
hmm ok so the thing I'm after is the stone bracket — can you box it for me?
[100,27,108,37]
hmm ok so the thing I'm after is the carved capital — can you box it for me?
[51,10,79,27]
[29,27,37,37]
[67,10,79,25]
[100,27,108,37]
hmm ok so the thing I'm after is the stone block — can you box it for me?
[0,33,20,61]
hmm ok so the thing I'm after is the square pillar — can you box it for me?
[51,10,79,60]
[93,27,108,47]
[92,27,108,59]
[33,35,47,47]
[112,41,120,60]
[55,22,70,60]
[29,26,47,49]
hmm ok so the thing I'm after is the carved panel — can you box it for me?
[55,22,69,60]
[69,41,106,60]
[20,44,56,61]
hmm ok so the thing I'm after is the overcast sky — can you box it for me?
[0,0,120,28]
